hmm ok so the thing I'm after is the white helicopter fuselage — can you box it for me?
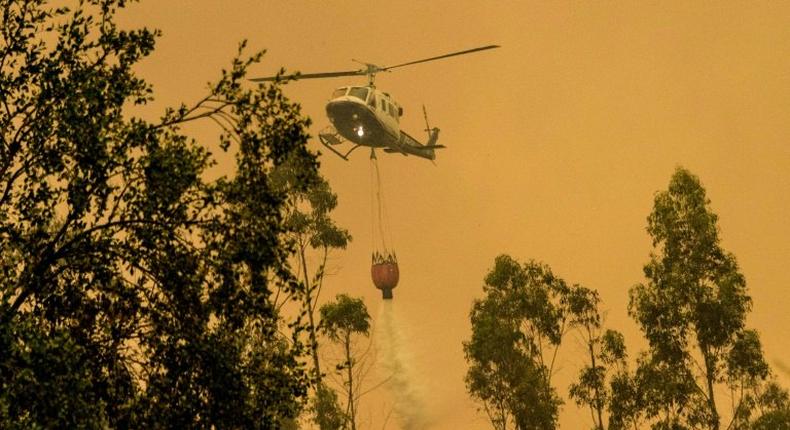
[325,86,440,160]
[326,86,401,147]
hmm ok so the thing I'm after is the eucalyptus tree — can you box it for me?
[270,157,352,429]
[271,160,351,383]
[319,294,372,430]
[464,255,570,430]
[567,285,634,430]
[746,381,790,429]
[1,0,318,427]
[628,167,769,430]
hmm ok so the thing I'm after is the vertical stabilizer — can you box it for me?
[422,104,441,157]
[426,127,440,147]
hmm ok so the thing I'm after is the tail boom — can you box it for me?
[394,128,443,160]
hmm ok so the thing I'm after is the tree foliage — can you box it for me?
[319,294,372,430]
[1,0,319,427]
[466,168,790,430]
[271,155,351,429]
[567,285,632,430]
[272,159,351,384]
[309,382,347,430]
[628,167,770,430]
[746,381,790,429]
[464,255,570,430]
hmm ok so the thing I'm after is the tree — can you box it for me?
[319,294,372,430]
[566,285,632,430]
[271,159,351,382]
[628,167,769,430]
[270,161,351,429]
[746,381,790,429]
[464,255,569,430]
[309,383,347,430]
[607,357,646,430]
[270,153,351,430]
[1,0,318,427]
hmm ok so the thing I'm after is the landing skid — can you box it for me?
[318,126,361,161]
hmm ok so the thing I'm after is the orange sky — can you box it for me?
[120,2,790,428]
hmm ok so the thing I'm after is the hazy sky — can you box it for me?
[119,2,790,428]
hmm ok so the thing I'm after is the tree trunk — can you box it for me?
[703,349,720,430]
[345,332,356,430]
[586,326,605,430]
[299,245,322,383]
[306,297,321,378]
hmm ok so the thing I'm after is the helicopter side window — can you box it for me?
[331,87,347,99]
[348,87,369,102]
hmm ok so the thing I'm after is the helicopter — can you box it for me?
[250,45,499,161]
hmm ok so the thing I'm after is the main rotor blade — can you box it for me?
[383,45,500,71]
[250,70,363,82]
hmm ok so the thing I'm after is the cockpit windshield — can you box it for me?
[331,87,347,99]
[347,87,370,102]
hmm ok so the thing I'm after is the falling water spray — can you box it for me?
[375,301,430,429]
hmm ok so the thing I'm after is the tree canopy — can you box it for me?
[1,0,320,427]
[467,168,790,430]
[319,294,372,430]
[464,255,568,430]
[628,167,769,430]
[272,159,351,385]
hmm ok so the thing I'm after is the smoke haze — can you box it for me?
[118,3,790,427]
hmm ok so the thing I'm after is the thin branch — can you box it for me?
[380,407,393,430]
[547,317,567,382]
[310,246,329,314]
